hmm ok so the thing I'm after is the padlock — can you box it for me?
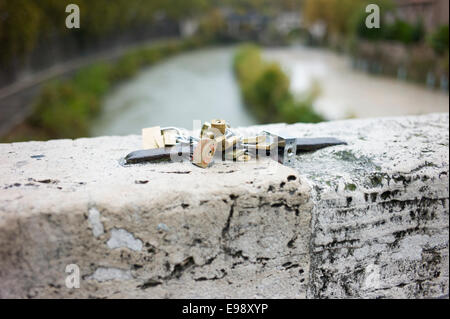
[242,135,266,144]
[201,122,211,138]
[142,126,164,149]
[242,133,277,151]
[214,134,227,159]
[261,130,297,165]
[211,119,227,135]
[214,135,226,144]
[163,129,177,146]
[192,138,217,168]
[225,148,245,161]
[245,142,274,151]
[206,131,216,140]
[224,136,240,150]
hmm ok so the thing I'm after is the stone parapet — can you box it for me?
[0,113,448,298]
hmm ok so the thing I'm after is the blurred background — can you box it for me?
[0,0,448,142]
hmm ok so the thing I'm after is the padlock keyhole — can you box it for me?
[287,147,294,157]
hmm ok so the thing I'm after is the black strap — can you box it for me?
[124,145,190,164]
[295,137,347,152]
[124,138,346,164]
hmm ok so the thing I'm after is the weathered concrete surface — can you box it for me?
[0,113,448,298]
[265,113,450,299]
[0,140,311,298]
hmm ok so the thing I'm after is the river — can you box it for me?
[91,46,255,136]
[92,45,449,136]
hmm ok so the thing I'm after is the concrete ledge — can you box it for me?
[0,113,448,298]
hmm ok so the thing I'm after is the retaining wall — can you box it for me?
[0,113,448,298]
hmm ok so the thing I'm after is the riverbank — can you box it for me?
[1,37,211,142]
[264,46,449,120]
[233,45,324,124]
[302,0,449,91]
[351,40,449,91]
[0,37,182,137]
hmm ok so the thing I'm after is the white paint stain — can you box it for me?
[392,235,428,261]
[88,207,104,237]
[364,264,381,290]
[87,267,132,282]
[107,228,143,251]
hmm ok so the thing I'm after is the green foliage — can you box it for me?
[0,0,304,66]
[0,0,211,65]
[0,0,43,62]
[304,0,428,46]
[110,52,142,82]
[304,0,390,38]
[233,45,324,124]
[352,0,394,41]
[109,39,207,82]
[28,81,92,138]
[429,25,449,55]
[28,63,113,138]
[351,0,425,45]
[220,0,301,16]
[73,64,112,99]
[355,19,385,41]
[198,9,227,41]
[384,20,425,44]
[356,13,425,45]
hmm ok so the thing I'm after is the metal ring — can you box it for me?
[225,128,234,138]
[161,127,183,135]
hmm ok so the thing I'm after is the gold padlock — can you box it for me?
[201,122,211,138]
[224,136,240,150]
[211,119,227,135]
[192,138,217,168]
[206,131,216,140]
[242,135,266,144]
[214,135,226,145]
[242,134,275,150]
[214,134,227,157]
[225,148,245,161]
[163,129,177,146]
[142,126,164,149]
[245,142,275,150]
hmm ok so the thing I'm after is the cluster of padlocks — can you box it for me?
[195,119,259,167]
[124,119,346,168]
[127,119,283,168]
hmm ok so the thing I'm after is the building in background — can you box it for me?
[394,0,449,31]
